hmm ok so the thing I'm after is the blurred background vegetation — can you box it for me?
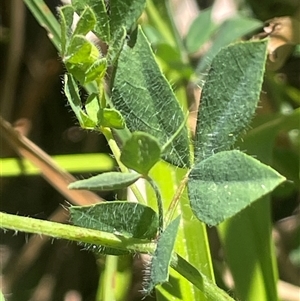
[0,0,299,300]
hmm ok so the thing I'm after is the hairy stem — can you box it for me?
[0,211,234,300]
[101,127,146,204]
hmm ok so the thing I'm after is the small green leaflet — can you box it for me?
[121,132,162,175]
[68,172,141,191]
[143,216,181,295]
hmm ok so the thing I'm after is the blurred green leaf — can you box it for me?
[0,153,114,176]
[197,16,263,73]
[144,216,181,295]
[68,172,141,191]
[120,132,161,175]
[218,197,278,301]
[154,43,193,80]
[188,150,286,226]
[185,8,218,54]
[23,0,61,50]
[0,290,5,301]
[111,27,190,168]
[243,109,300,185]
[195,40,268,162]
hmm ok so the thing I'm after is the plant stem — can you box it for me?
[145,176,164,234]
[0,212,153,253]
[171,254,236,301]
[145,0,188,63]
[0,212,235,300]
[99,255,118,301]
[101,127,146,205]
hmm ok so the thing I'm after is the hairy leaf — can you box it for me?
[84,58,107,84]
[66,35,99,64]
[109,0,146,34]
[194,40,268,162]
[59,5,74,56]
[70,201,158,240]
[143,216,181,295]
[73,6,96,36]
[72,0,110,42]
[112,27,190,168]
[68,172,141,191]
[64,73,96,128]
[188,150,286,226]
[120,132,161,175]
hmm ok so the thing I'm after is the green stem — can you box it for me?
[0,212,234,301]
[99,255,118,301]
[101,127,146,205]
[145,176,164,234]
[164,170,190,226]
[0,212,153,253]
[171,254,235,301]
[145,0,176,47]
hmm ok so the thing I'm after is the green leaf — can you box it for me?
[64,73,96,128]
[188,150,286,226]
[143,216,181,295]
[107,0,146,60]
[99,108,125,129]
[197,15,263,73]
[84,58,107,84]
[194,39,268,162]
[68,172,141,191]
[66,35,99,64]
[120,132,161,175]
[111,27,191,168]
[107,26,127,64]
[71,0,110,42]
[59,5,74,56]
[73,6,96,36]
[0,289,5,301]
[185,8,218,54]
[148,162,214,300]
[70,201,159,240]
[84,93,100,125]
[109,0,146,34]
[217,109,300,301]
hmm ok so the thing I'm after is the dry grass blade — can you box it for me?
[0,115,104,206]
